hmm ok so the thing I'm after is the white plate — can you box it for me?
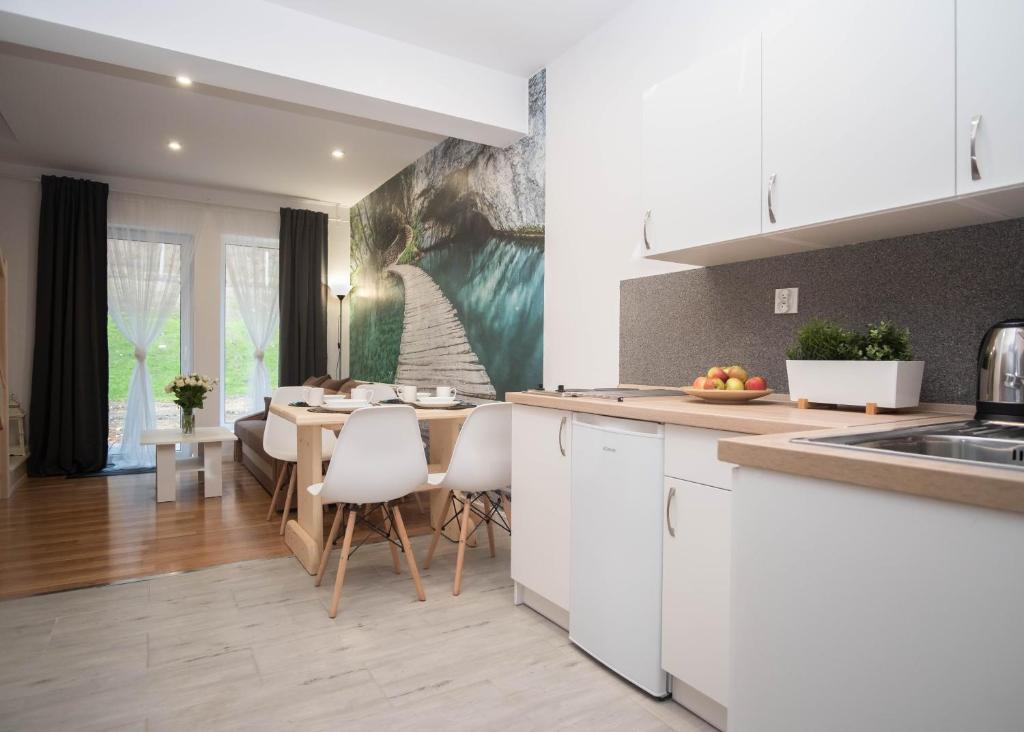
[414,399,458,409]
[320,400,370,412]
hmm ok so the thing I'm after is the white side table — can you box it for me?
[140,427,238,503]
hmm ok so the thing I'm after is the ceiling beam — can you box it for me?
[0,0,529,147]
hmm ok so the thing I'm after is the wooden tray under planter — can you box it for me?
[795,398,885,415]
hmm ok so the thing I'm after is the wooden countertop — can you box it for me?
[718,425,1024,514]
[506,390,961,435]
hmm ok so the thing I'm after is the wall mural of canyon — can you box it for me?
[349,71,545,400]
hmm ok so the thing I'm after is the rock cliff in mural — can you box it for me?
[350,71,544,399]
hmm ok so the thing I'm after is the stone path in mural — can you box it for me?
[387,264,497,399]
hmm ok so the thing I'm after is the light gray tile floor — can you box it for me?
[0,532,716,731]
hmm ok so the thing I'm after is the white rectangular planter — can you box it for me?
[786,360,925,409]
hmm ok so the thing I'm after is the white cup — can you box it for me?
[435,386,458,401]
[308,387,325,406]
[351,385,373,402]
[397,384,418,403]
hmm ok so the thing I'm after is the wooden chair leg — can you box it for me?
[483,494,496,558]
[266,462,288,521]
[501,493,512,530]
[423,492,448,570]
[412,492,425,515]
[316,503,345,587]
[279,466,297,536]
[328,508,358,618]
[391,505,426,602]
[453,492,472,596]
[384,505,401,574]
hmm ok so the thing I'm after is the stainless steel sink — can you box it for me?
[795,420,1024,472]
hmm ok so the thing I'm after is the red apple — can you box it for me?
[725,377,746,390]
[706,377,726,390]
[726,365,749,382]
[707,366,728,382]
[745,375,767,391]
[692,376,707,389]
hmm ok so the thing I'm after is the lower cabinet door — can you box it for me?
[662,477,731,706]
[510,405,572,612]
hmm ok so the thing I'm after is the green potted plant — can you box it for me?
[785,320,924,409]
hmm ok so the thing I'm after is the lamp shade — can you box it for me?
[329,278,351,297]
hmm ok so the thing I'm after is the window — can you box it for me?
[222,238,279,424]
[107,227,193,467]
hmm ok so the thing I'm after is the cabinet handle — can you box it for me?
[666,486,676,537]
[970,114,982,181]
[642,209,652,250]
[558,416,567,457]
[767,173,777,224]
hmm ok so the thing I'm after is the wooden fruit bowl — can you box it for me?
[681,387,774,403]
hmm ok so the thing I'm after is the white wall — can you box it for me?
[544,0,805,387]
[0,163,348,434]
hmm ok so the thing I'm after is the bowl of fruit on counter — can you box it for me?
[681,366,773,403]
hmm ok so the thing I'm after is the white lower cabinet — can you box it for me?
[662,477,732,710]
[730,467,1024,732]
[510,404,572,619]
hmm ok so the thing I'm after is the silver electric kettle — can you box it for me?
[976,318,1024,422]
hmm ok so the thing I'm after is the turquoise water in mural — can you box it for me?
[418,238,544,399]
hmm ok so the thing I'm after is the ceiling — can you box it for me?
[0,48,443,206]
[0,2,632,204]
[268,0,632,76]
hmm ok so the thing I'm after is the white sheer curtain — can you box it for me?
[107,194,202,468]
[226,242,279,414]
[107,237,181,467]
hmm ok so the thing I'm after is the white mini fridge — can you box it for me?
[569,412,669,698]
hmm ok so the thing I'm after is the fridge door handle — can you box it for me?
[558,416,567,457]
[666,486,676,537]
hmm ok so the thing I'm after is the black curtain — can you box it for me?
[28,176,110,476]
[279,207,328,385]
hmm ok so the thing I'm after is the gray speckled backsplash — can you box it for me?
[620,218,1024,404]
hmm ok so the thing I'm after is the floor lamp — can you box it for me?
[329,279,351,379]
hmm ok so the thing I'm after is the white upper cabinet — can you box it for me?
[641,36,762,255]
[762,0,955,231]
[956,0,1024,195]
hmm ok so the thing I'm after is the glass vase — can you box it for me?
[180,407,195,435]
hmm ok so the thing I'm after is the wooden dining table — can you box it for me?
[269,403,473,574]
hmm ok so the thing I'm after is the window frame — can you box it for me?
[220,235,280,427]
[106,225,195,460]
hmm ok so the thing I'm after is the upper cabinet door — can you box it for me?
[641,36,761,255]
[762,1,955,231]
[956,0,1024,194]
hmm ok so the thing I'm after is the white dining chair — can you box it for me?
[264,386,337,535]
[364,383,398,402]
[308,405,429,618]
[423,402,512,596]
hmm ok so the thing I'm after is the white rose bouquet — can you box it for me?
[165,373,217,434]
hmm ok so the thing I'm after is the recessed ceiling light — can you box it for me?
[175,75,193,87]
[331,149,344,159]
[168,140,183,152]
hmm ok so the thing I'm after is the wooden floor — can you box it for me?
[0,461,433,599]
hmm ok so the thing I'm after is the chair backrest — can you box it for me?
[440,402,512,494]
[317,405,427,505]
[271,386,307,405]
[361,383,397,402]
[263,386,335,460]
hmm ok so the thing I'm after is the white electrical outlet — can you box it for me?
[774,287,799,314]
